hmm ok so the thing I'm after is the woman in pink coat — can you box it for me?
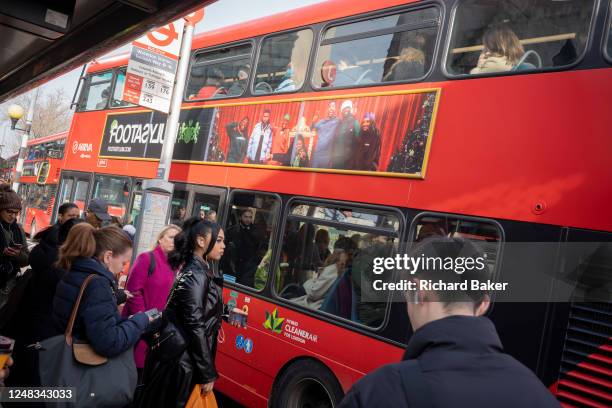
[122,224,181,374]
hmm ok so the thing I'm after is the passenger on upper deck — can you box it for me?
[96,88,110,109]
[275,64,296,93]
[191,68,225,99]
[383,33,427,82]
[227,64,250,96]
[470,26,524,74]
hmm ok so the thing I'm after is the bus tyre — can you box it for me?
[271,359,344,408]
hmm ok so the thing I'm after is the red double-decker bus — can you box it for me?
[56,0,611,406]
[0,154,17,183]
[13,131,68,236]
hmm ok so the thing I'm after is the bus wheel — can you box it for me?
[271,359,343,408]
[30,220,37,237]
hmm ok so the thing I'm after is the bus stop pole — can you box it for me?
[157,20,195,182]
[133,19,197,257]
[12,88,39,192]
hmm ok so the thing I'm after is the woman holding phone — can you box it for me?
[138,218,243,407]
[0,184,28,296]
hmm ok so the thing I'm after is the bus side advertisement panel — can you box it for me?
[94,90,440,179]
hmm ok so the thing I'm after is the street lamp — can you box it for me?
[8,104,26,131]
[5,88,38,192]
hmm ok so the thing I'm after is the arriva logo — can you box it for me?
[178,120,200,143]
[72,140,93,154]
[263,309,284,334]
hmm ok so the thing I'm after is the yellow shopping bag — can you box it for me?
[186,384,218,408]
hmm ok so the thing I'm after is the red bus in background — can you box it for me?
[15,132,68,236]
[58,0,611,407]
[0,154,17,183]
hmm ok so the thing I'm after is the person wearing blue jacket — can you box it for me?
[53,223,150,358]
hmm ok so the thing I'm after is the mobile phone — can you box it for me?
[145,308,161,320]
[10,243,22,249]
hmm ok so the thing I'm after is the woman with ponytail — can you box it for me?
[52,223,151,358]
[137,217,229,408]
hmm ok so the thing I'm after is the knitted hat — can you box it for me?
[0,184,22,211]
[340,100,353,112]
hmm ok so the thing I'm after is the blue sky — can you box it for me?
[1,0,324,155]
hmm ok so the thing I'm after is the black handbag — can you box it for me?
[38,274,137,408]
[147,308,189,361]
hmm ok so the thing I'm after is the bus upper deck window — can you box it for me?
[447,0,596,76]
[254,29,313,95]
[312,7,439,89]
[186,43,253,100]
[111,69,136,108]
[80,71,113,111]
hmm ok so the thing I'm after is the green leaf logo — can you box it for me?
[263,309,284,334]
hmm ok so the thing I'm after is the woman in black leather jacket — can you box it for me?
[138,218,226,407]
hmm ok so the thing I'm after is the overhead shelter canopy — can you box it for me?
[0,0,215,101]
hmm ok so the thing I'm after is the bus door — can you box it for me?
[91,174,132,224]
[55,171,92,222]
[169,184,227,226]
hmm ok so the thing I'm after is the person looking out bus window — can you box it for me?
[96,88,110,109]
[351,113,381,171]
[122,224,181,377]
[331,100,360,169]
[171,206,187,228]
[222,208,265,287]
[311,102,341,168]
[383,33,426,82]
[137,219,231,407]
[292,236,355,310]
[275,64,296,92]
[470,26,524,75]
[247,109,273,164]
[205,210,217,223]
[192,68,225,99]
[315,228,331,264]
[85,198,111,229]
[226,116,250,163]
[339,237,561,408]
[351,234,394,326]
[227,64,250,96]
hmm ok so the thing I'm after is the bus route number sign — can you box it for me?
[123,19,185,113]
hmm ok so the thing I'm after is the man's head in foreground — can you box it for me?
[405,237,492,331]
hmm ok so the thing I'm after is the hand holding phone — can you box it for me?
[145,308,161,322]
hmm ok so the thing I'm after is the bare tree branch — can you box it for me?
[0,89,73,157]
